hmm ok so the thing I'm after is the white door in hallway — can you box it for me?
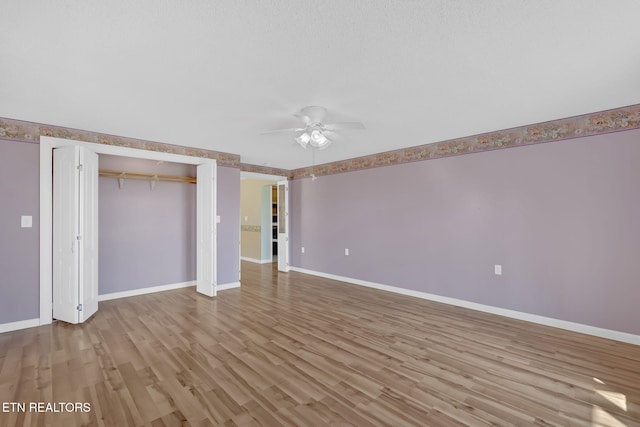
[277,179,289,272]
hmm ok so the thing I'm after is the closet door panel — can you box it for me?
[196,162,217,296]
[79,147,99,322]
[53,146,80,324]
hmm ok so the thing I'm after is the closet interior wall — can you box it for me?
[98,154,197,295]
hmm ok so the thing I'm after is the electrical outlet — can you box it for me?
[494,264,502,275]
[301,247,305,253]
[345,248,349,256]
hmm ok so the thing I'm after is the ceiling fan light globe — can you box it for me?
[310,129,323,142]
[295,132,310,148]
[310,130,328,147]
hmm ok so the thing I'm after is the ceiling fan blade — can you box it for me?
[260,127,306,135]
[324,122,365,131]
[323,130,344,142]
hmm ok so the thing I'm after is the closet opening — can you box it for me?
[97,155,197,302]
[40,136,217,325]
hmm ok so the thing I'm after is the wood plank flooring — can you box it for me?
[1,261,639,426]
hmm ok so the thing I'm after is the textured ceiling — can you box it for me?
[1,1,639,169]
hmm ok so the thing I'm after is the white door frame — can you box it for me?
[39,136,217,325]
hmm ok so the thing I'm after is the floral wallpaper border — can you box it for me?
[289,104,640,179]
[239,163,289,177]
[0,117,240,167]
[241,225,261,233]
[4,104,640,177]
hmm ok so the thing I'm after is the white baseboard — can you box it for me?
[98,281,195,301]
[3,281,240,334]
[218,282,241,291]
[241,256,273,264]
[290,267,640,346]
[99,280,240,302]
[0,318,40,334]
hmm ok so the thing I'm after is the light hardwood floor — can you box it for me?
[1,262,639,426]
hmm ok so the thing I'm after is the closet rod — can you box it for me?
[99,169,196,184]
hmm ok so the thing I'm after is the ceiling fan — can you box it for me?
[261,106,365,150]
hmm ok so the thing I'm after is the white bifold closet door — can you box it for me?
[196,162,217,297]
[277,179,289,272]
[53,145,99,324]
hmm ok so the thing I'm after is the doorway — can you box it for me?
[239,171,289,272]
[40,136,218,325]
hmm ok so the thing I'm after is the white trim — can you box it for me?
[290,267,640,346]
[241,256,273,264]
[98,281,196,301]
[0,318,40,334]
[217,282,241,291]
[40,136,218,326]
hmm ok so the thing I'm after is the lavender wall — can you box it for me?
[0,140,40,323]
[98,155,197,294]
[290,129,640,335]
[216,166,240,285]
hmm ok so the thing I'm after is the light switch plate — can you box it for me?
[216,215,221,223]
[345,248,349,256]
[21,216,33,228]
[494,264,502,275]
[301,247,305,253]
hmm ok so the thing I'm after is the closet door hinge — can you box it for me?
[77,164,83,171]
[76,304,83,311]
[76,235,82,240]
